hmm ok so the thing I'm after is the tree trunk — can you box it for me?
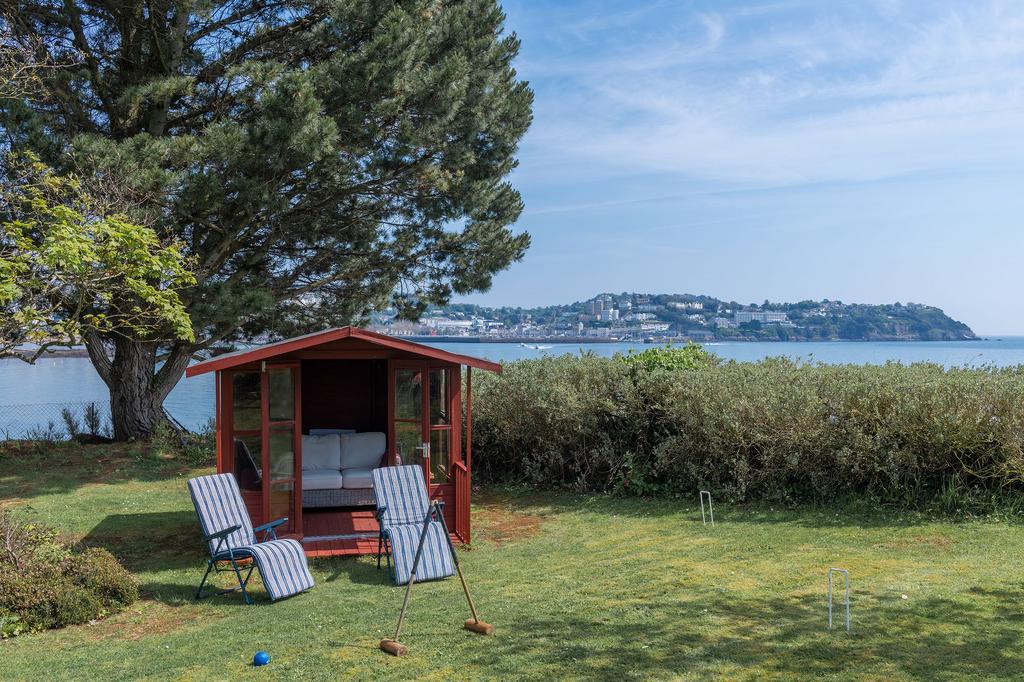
[108,339,162,440]
[84,334,193,441]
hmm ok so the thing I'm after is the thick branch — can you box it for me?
[83,328,113,387]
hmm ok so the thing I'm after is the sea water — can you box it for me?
[2,338,1022,433]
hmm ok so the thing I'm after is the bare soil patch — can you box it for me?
[473,494,546,546]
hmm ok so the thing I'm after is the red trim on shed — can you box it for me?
[203,326,498,559]
[186,327,501,377]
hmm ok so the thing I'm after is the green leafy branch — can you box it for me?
[0,153,195,361]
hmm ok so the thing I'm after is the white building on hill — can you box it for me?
[734,311,788,324]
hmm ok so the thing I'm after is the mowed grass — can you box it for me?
[3,444,1024,680]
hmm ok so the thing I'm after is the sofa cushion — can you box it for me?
[341,467,373,489]
[302,468,344,491]
[301,434,341,471]
[340,432,386,470]
[308,428,356,436]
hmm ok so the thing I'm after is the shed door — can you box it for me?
[390,362,458,499]
[263,363,301,535]
[223,364,301,535]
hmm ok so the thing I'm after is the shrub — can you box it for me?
[472,353,1024,508]
[617,343,717,371]
[66,548,139,608]
[60,407,81,439]
[0,511,138,638]
[82,402,108,438]
[63,402,113,442]
[149,418,216,466]
[181,418,217,466]
[472,353,649,490]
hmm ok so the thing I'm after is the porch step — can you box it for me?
[302,532,378,543]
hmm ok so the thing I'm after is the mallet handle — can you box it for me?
[456,563,480,623]
[435,504,481,623]
[392,505,435,641]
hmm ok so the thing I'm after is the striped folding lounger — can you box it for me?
[188,473,315,604]
[372,465,455,585]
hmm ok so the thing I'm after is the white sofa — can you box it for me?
[301,431,386,508]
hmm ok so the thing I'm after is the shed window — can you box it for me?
[232,372,261,431]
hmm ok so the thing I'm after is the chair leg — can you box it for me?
[230,558,253,605]
[377,534,383,569]
[195,560,215,600]
[196,558,256,604]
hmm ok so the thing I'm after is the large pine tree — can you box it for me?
[0,0,533,439]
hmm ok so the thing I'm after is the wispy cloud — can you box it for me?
[513,0,1024,186]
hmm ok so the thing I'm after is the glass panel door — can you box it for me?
[229,371,262,492]
[393,367,426,468]
[428,367,452,484]
[391,363,455,486]
[264,365,299,534]
[232,372,262,431]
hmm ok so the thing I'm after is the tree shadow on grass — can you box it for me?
[80,511,261,607]
[461,586,1024,680]
[0,441,197,503]
[135,578,308,607]
[82,512,394,606]
[319,555,393,587]
[135,576,315,607]
[80,511,203,572]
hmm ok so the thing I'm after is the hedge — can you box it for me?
[0,512,139,638]
[471,351,1024,506]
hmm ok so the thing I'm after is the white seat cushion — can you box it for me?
[302,469,344,491]
[302,434,341,470]
[340,432,386,469]
[341,467,373,489]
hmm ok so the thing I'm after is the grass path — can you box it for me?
[2,443,1024,680]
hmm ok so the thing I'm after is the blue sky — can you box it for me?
[460,0,1024,334]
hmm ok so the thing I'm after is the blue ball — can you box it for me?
[253,651,270,667]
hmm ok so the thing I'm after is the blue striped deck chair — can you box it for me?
[372,465,455,585]
[188,473,315,604]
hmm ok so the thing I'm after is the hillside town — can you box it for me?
[373,293,683,342]
[369,293,976,343]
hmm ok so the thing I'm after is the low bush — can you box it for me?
[618,343,718,371]
[472,353,1024,508]
[149,418,216,466]
[0,512,138,638]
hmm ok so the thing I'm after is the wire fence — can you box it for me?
[0,400,113,442]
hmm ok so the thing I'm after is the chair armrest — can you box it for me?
[203,525,241,542]
[431,500,445,519]
[254,518,287,541]
[253,518,287,533]
[375,506,387,522]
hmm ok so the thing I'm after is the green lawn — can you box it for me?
[2,443,1024,681]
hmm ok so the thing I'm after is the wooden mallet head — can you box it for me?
[380,639,408,656]
[464,619,495,635]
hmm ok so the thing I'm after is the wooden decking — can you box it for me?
[294,505,463,558]
[300,508,380,557]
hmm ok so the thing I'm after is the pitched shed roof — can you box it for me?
[185,327,502,377]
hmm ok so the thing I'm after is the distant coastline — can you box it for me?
[6,347,91,360]
[383,292,978,344]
